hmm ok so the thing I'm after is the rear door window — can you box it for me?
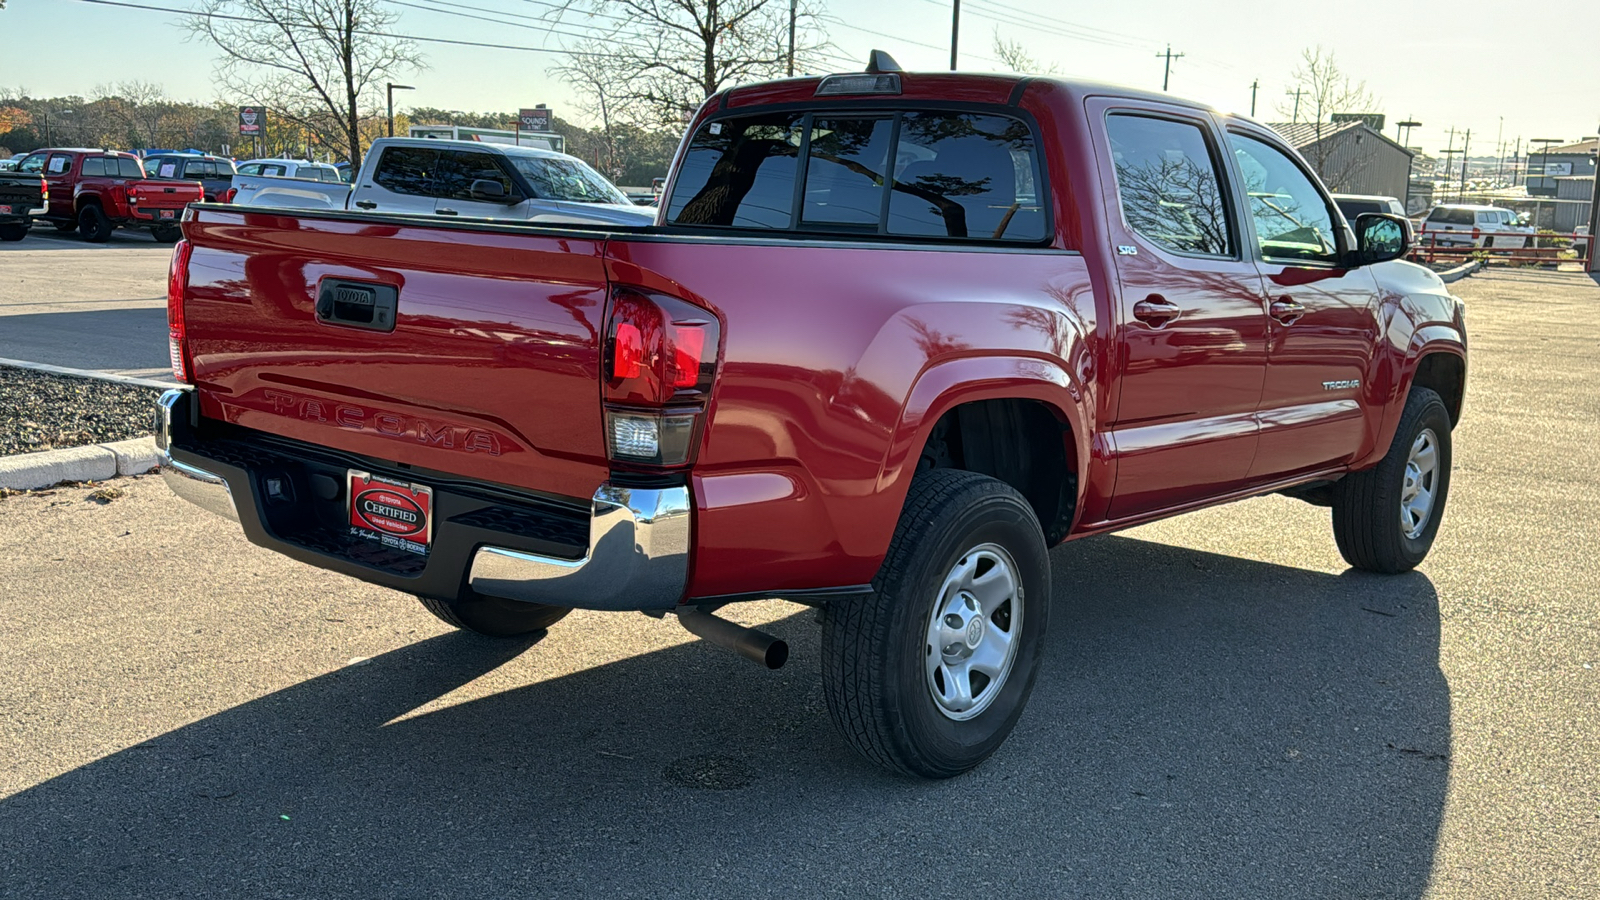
[1105,114,1234,256]
[669,113,804,229]
[46,155,71,175]
[373,147,441,196]
[81,157,106,177]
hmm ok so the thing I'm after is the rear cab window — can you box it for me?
[373,147,442,197]
[667,108,1047,243]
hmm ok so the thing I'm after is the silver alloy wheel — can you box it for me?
[924,543,1023,721]
[1400,427,1440,539]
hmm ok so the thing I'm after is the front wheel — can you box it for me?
[416,593,570,637]
[1331,387,1453,573]
[822,469,1050,778]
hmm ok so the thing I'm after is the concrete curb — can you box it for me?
[1437,260,1480,284]
[0,436,160,491]
[0,357,177,390]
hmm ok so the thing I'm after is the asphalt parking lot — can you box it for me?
[0,267,1596,899]
[0,232,174,381]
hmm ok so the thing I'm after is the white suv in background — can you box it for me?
[1419,204,1534,249]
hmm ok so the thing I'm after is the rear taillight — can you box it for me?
[39,178,47,203]
[602,287,720,467]
[219,188,237,203]
[167,239,194,383]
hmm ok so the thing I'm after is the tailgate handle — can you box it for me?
[316,279,399,332]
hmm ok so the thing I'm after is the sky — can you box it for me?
[3,0,1598,157]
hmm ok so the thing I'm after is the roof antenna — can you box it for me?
[866,50,902,74]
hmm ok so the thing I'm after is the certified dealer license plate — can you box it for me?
[348,471,433,555]
[158,209,176,220]
[0,205,11,214]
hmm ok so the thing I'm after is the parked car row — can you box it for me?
[0,143,654,241]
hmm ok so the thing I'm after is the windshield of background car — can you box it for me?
[667,109,1046,241]
[509,156,628,204]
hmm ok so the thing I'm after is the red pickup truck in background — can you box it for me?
[155,57,1466,778]
[12,148,201,242]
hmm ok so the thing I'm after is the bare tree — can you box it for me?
[1277,46,1378,188]
[545,0,831,128]
[991,28,1057,75]
[188,0,422,165]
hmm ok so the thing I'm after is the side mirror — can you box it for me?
[1354,213,1410,265]
[469,179,512,203]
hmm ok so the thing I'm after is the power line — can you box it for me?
[67,0,687,60]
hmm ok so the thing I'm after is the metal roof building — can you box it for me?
[1267,120,1416,202]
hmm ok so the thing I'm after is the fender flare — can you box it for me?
[1362,325,1466,469]
[876,353,1090,529]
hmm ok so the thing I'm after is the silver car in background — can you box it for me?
[229,138,655,227]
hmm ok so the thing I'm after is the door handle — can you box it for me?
[435,207,458,216]
[354,200,377,209]
[1132,295,1181,327]
[1269,298,1306,325]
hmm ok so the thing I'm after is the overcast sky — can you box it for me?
[4,0,1597,154]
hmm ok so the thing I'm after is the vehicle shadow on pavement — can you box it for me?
[0,536,1448,899]
[0,308,169,373]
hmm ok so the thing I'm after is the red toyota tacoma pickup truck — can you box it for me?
[155,57,1466,777]
[13,148,201,242]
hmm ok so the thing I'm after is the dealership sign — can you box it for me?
[519,107,552,133]
[238,107,265,136]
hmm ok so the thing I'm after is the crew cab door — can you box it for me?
[1222,127,1379,480]
[355,144,441,214]
[431,149,526,219]
[1088,102,1269,519]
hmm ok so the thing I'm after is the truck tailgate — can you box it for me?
[135,179,203,209]
[182,208,611,501]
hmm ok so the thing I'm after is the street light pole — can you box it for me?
[387,83,415,138]
[949,0,960,71]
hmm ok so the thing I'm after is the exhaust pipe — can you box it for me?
[676,607,788,670]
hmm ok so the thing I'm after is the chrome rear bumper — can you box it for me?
[155,388,690,610]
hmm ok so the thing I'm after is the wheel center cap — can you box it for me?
[964,616,984,649]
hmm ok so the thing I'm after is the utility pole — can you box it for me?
[1458,128,1471,202]
[1397,120,1421,212]
[1156,44,1185,92]
[1250,79,1259,117]
[1285,87,1305,124]
[787,0,796,77]
[950,0,960,71]
[1512,136,1522,186]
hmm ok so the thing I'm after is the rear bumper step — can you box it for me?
[155,389,690,610]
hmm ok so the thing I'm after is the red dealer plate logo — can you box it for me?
[348,471,433,555]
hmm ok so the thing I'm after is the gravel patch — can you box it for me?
[0,366,164,455]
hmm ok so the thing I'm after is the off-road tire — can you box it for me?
[821,469,1050,778]
[416,593,570,637]
[77,204,113,242]
[1331,387,1453,573]
[151,225,182,243]
[0,223,26,242]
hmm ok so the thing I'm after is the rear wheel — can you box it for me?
[821,469,1050,778]
[151,225,181,243]
[77,205,112,242]
[416,593,570,637]
[1331,387,1453,573]
[0,223,26,242]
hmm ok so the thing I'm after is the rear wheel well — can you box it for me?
[917,399,1076,544]
[1411,353,1464,426]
